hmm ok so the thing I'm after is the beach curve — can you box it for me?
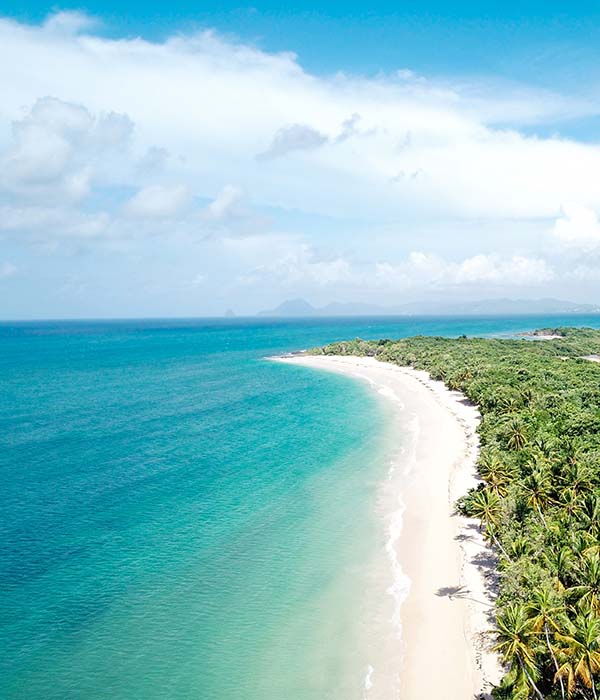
[275,354,503,699]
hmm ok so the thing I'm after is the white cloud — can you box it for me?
[375,252,553,288]
[257,124,328,160]
[136,146,170,174]
[455,254,553,285]
[205,185,243,220]
[1,13,599,313]
[0,97,133,203]
[124,184,191,219]
[240,243,356,287]
[42,11,98,35]
[2,15,600,224]
[569,265,600,281]
[552,203,600,250]
[257,114,370,160]
[0,205,110,239]
[238,243,553,292]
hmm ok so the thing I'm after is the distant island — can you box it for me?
[257,297,600,317]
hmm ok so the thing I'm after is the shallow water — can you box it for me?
[2,315,600,699]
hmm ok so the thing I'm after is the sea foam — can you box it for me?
[385,412,419,636]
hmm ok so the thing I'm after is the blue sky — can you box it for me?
[2,3,600,317]
[7,1,600,85]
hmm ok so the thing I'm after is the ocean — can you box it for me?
[2,314,599,699]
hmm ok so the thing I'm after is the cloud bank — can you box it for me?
[1,12,600,316]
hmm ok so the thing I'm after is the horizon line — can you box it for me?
[3,310,600,323]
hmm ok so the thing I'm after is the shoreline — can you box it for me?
[274,354,502,699]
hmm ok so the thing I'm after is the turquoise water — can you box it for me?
[3,314,600,699]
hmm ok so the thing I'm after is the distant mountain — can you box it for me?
[257,298,319,316]
[257,297,600,317]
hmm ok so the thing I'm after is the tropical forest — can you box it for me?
[314,327,600,699]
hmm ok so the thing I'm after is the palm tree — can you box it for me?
[532,434,558,459]
[479,451,515,497]
[506,418,528,450]
[542,546,573,594]
[526,588,566,700]
[562,438,585,468]
[463,487,511,561]
[559,488,582,542]
[579,495,600,539]
[562,460,594,497]
[520,385,535,407]
[555,612,600,699]
[494,603,545,699]
[499,392,522,414]
[569,553,600,615]
[523,467,553,525]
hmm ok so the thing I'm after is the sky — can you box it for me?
[3,3,600,318]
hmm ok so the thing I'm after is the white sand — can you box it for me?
[275,354,503,699]
[583,354,600,363]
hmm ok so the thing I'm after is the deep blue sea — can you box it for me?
[3,314,600,699]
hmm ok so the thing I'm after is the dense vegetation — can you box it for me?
[314,327,600,699]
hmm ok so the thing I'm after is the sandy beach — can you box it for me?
[276,354,502,700]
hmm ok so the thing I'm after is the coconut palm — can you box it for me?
[543,546,573,593]
[526,588,567,700]
[463,487,511,561]
[555,612,600,699]
[506,418,528,450]
[532,434,558,459]
[561,460,594,497]
[579,495,600,539]
[559,488,583,541]
[499,392,523,414]
[479,451,515,497]
[569,553,600,615]
[494,603,545,700]
[523,467,554,525]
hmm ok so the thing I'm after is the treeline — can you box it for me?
[314,328,600,699]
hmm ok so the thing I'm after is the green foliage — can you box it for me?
[314,327,600,698]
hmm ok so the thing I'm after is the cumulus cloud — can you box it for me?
[456,254,553,284]
[1,16,598,224]
[0,97,133,203]
[205,185,244,219]
[0,205,110,239]
[257,124,328,160]
[375,252,553,288]
[199,185,272,240]
[335,113,362,142]
[124,184,191,219]
[42,11,98,35]
[257,114,369,160]
[1,12,599,312]
[552,203,600,250]
[240,243,356,287]
[239,244,553,292]
[569,265,600,281]
[136,146,170,174]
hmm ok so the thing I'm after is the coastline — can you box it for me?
[275,354,502,699]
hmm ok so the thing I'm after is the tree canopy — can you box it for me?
[314,327,600,699]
